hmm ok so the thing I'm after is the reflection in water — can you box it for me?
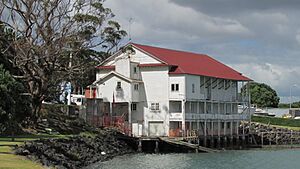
[87,149,300,169]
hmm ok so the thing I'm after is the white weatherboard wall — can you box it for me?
[97,76,131,103]
[169,75,185,100]
[103,48,161,66]
[96,69,111,80]
[140,66,169,136]
[130,49,161,64]
[185,74,202,100]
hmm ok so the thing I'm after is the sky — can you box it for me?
[105,0,300,103]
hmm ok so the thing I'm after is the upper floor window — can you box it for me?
[133,67,137,74]
[134,83,139,91]
[150,103,160,111]
[117,81,121,89]
[171,84,179,92]
[192,84,195,93]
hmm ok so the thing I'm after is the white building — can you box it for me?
[90,43,251,138]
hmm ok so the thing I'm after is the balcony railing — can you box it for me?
[185,113,250,120]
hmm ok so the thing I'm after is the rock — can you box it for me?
[15,128,135,169]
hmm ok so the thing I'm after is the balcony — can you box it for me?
[185,113,250,120]
[169,112,183,121]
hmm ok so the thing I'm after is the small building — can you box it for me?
[88,43,251,138]
[289,108,300,118]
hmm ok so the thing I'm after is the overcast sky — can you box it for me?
[105,0,300,103]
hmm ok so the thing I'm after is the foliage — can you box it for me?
[278,101,300,108]
[242,82,280,108]
[252,115,300,127]
[0,0,127,120]
[0,64,31,134]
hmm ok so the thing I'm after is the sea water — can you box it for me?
[88,149,300,169]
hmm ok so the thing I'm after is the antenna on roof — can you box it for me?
[128,17,133,42]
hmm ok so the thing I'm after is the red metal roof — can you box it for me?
[131,43,251,81]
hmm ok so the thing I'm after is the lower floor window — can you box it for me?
[131,103,137,111]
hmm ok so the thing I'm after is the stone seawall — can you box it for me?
[244,122,300,146]
[15,129,135,169]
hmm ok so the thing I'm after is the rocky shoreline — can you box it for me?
[243,122,300,145]
[14,129,136,169]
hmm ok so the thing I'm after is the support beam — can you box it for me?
[204,120,207,147]
[230,121,233,147]
[211,121,214,147]
[154,141,159,153]
[182,100,186,137]
[218,120,221,148]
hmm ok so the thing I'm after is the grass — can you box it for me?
[0,134,71,169]
[0,145,44,169]
[0,132,96,169]
[252,115,300,130]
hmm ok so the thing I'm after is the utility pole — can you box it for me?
[67,52,72,106]
[128,17,133,41]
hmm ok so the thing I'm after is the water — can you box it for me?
[266,108,289,117]
[88,149,300,169]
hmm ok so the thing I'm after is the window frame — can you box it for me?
[131,103,137,111]
[150,103,160,111]
[171,83,179,92]
[192,83,195,93]
[134,83,139,91]
[133,67,137,74]
[116,81,121,89]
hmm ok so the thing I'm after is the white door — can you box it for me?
[132,123,139,137]
[149,121,165,136]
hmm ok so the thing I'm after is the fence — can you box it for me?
[259,131,300,146]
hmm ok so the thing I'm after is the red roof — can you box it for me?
[131,43,251,81]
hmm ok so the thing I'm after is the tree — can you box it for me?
[242,82,280,108]
[0,64,31,134]
[0,0,127,121]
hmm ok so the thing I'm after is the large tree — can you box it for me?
[242,82,280,108]
[0,0,126,121]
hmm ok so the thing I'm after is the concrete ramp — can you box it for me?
[159,137,219,153]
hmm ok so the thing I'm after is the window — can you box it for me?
[227,122,231,129]
[134,84,139,91]
[117,82,121,89]
[192,84,195,93]
[131,103,137,111]
[133,67,137,74]
[171,84,179,91]
[150,103,160,111]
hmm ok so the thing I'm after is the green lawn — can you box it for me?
[252,115,300,130]
[252,115,300,127]
[0,134,70,169]
[0,145,43,169]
